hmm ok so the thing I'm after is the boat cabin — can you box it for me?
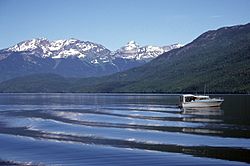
[180,94,209,103]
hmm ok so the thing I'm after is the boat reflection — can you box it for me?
[180,107,224,134]
[181,107,223,116]
[181,107,223,123]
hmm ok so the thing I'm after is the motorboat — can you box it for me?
[179,94,224,108]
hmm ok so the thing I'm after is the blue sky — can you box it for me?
[0,0,250,50]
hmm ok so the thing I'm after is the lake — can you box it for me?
[0,93,249,165]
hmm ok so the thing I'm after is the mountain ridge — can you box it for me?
[0,39,181,81]
[4,38,181,61]
[0,23,249,93]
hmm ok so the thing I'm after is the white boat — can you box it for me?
[179,94,224,108]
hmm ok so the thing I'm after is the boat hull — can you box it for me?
[181,100,223,108]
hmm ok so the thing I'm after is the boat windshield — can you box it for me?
[195,96,209,100]
[185,96,196,102]
[184,95,210,102]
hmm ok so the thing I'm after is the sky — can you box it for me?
[0,0,250,50]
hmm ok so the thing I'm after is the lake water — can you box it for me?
[0,93,249,165]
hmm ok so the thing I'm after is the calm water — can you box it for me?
[0,93,249,165]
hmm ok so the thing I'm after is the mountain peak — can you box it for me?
[64,38,80,44]
[113,41,182,61]
[35,37,48,41]
[7,38,50,52]
[126,40,140,48]
[127,40,137,44]
[5,38,110,59]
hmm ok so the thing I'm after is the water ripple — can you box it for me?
[0,93,249,165]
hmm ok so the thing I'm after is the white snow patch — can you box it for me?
[91,59,99,64]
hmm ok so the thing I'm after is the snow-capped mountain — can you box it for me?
[114,41,181,61]
[0,38,182,81]
[6,38,181,63]
[7,38,112,64]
